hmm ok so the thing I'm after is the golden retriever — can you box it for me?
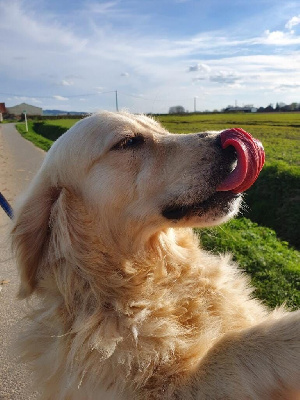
[11,112,300,400]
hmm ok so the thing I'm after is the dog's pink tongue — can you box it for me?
[217,128,265,194]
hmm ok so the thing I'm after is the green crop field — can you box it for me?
[16,113,300,309]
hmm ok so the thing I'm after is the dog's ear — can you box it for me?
[11,180,61,299]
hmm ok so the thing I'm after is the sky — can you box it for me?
[0,0,300,114]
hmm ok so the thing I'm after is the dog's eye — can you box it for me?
[112,135,145,151]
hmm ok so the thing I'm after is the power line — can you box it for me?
[115,90,119,112]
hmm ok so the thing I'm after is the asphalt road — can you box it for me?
[0,123,45,400]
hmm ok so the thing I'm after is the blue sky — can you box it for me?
[0,0,299,113]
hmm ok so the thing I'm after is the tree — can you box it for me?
[264,104,274,113]
[169,106,185,114]
[291,102,299,111]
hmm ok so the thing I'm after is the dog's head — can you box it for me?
[11,111,264,298]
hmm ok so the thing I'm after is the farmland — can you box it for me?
[157,113,300,166]
[16,113,300,309]
[17,112,300,165]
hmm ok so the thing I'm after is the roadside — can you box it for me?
[0,123,45,400]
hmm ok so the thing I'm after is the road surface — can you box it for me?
[0,123,45,400]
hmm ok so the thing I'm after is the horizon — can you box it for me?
[0,0,299,114]
[3,99,298,116]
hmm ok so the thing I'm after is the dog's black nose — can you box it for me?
[214,133,238,185]
[215,134,222,149]
[215,133,236,161]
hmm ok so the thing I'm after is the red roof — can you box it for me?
[0,103,6,113]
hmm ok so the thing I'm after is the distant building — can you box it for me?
[224,105,257,113]
[0,103,6,122]
[6,102,43,116]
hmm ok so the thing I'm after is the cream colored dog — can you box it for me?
[11,112,300,400]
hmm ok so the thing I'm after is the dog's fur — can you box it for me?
[11,112,300,399]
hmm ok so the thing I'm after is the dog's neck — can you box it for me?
[45,189,199,314]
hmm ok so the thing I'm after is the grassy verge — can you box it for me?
[198,218,300,310]
[16,121,54,151]
[16,119,80,150]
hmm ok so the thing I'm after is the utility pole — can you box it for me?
[115,90,119,112]
[23,110,28,132]
[194,97,197,113]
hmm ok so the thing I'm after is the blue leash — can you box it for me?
[0,192,13,219]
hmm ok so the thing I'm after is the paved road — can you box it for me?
[0,123,45,400]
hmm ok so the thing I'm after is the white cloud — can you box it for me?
[85,1,118,15]
[256,30,300,45]
[285,15,300,30]
[1,0,300,113]
[12,96,42,104]
[192,77,206,82]
[209,71,241,85]
[0,1,87,51]
[82,1,144,23]
[56,80,74,86]
[275,83,300,92]
[53,95,69,101]
[188,63,211,73]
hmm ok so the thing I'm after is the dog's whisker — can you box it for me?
[77,368,87,389]
[50,331,74,338]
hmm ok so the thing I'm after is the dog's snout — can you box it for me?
[193,132,237,164]
[196,132,224,151]
[196,132,210,140]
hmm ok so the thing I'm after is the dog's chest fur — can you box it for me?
[20,228,267,400]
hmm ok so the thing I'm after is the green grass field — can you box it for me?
[198,219,300,310]
[157,113,300,166]
[16,113,300,309]
[155,113,300,249]
[17,113,300,165]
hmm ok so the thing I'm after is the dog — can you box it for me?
[11,112,300,399]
